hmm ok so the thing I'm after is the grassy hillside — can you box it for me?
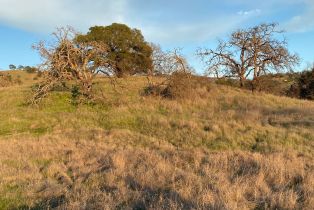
[0,70,313,209]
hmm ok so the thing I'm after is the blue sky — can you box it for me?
[0,0,313,72]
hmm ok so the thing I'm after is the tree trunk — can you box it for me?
[116,66,125,78]
[81,79,93,99]
[239,76,245,88]
[251,77,260,93]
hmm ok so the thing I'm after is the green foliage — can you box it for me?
[9,64,16,70]
[286,68,314,100]
[76,23,153,77]
[142,84,164,97]
[71,85,81,105]
[298,68,314,100]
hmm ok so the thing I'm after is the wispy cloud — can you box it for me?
[141,14,257,44]
[0,0,128,33]
[285,0,314,32]
[237,9,261,16]
[0,0,312,45]
[0,0,313,69]
[0,0,260,45]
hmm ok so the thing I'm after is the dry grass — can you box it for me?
[0,71,313,209]
[0,131,313,209]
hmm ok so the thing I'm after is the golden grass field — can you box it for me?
[0,71,313,209]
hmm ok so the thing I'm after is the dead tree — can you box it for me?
[150,46,192,85]
[246,23,299,91]
[146,46,194,98]
[31,27,113,104]
[198,23,299,90]
[150,44,180,76]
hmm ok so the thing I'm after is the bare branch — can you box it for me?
[31,26,113,104]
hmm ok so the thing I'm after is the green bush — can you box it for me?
[71,85,81,105]
[298,68,314,100]
[142,84,165,97]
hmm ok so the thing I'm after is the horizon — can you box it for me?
[0,0,313,72]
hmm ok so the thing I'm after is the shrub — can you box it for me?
[287,83,300,98]
[215,78,239,87]
[71,85,81,105]
[142,84,165,97]
[161,71,195,99]
[143,73,210,100]
[0,73,22,87]
[51,82,69,92]
[144,49,203,100]
[24,66,38,73]
[298,68,314,100]
[36,71,43,78]
[286,68,314,100]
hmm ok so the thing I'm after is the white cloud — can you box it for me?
[0,0,128,33]
[237,9,261,16]
[0,0,253,44]
[0,0,312,45]
[141,15,251,44]
[285,0,314,32]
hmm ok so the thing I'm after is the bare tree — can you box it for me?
[198,23,299,90]
[246,24,299,90]
[149,45,193,84]
[151,44,193,75]
[31,27,113,104]
[145,46,195,98]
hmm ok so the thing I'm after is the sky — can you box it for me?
[0,0,313,72]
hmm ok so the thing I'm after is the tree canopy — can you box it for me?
[198,23,299,90]
[76,23,153,77]
[9,64,16,70]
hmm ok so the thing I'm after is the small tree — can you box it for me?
[149,44,192,76]
[198,23,299,90]
[145,47,195,99]
[31,27,112,104]
[9,64,16,70]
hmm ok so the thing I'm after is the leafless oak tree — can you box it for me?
[31,27,113,104]
[198,23,299,90]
